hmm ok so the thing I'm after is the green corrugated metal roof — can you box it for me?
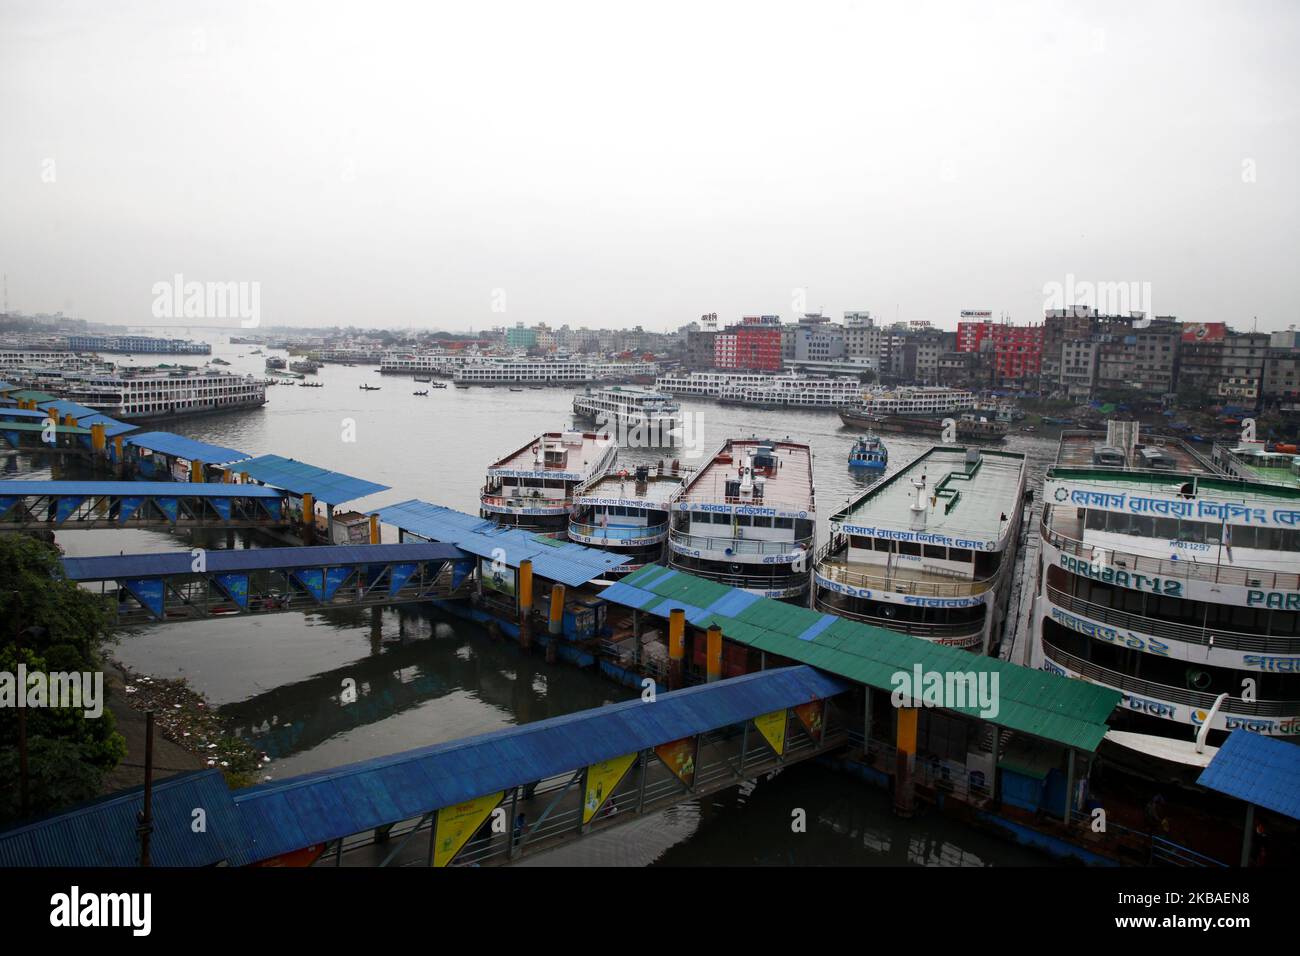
[611,564,1120,752]
[7,390,58,402]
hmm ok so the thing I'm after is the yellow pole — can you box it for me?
[518,559,534,649]
[548,583,565,635]
[190,459,204,482]
[301,492,315,543]
[222,468,232,484]
[91,422,106,454]
[668,608,686,690]
[706,624,723,683]
[894,707,919,817]
[369,514,380,544]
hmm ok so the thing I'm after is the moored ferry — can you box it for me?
[45,366,267,421]
[569,461,684,575]
[814,445,1028,652]
[480,430,618,535]
[839,407,1009,441]
[571,385,680,440]
[668,437,816,600]
[1031,424,1300,765]
[848,434,887,469]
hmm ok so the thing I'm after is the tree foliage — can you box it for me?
[0,535,125,824]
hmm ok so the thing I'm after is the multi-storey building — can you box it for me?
[843,312,881,371]
[1178,328,1269,403]
[1095,317,1180,395]
[714,315,782,371]
[955,317,1044,387]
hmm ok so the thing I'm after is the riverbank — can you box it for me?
[101,661,265,793]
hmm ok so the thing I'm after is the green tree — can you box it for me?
[0,535,125,824]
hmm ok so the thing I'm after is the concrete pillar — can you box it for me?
[893,706,919,817]
[705,624,723,683]
[518,560,534,650]
[667,608,685,691]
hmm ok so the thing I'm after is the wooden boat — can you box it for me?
[360,384,381,391]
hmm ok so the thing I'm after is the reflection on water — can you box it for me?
[4,332,1063,865]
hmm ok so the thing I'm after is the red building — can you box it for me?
[956,319,1044,383]
[714,315,782,370]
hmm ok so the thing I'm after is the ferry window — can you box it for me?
[898,541,921,556]
[1178,521,1206,544]
[1105,512,1133,534]
[795,519,814,539]
[735,514,752,527]
[1154,517,1179,540]
[774,517,793,529]
[923,545,946,559]
[873,538,891,552]
[752,516,772,528]
[1224,525,1253,548]
[949,547,972,563]
[1085,510,1106,532]
[1270,611,1298,636]
[711,513,730,524]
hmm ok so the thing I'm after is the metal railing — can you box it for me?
[669,528,814,557]
[1067,810,1226,867]
[480,491,572,512]
[1041,640,1300,717]
[1046,584,1300,654]
[813,558,997,599]
[1041,510,1300,591]
[569,520,669,542]
[667,559,810,593]
[811,592,986,642]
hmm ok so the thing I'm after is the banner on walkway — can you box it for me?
[432,791,503,868]
[583,753,636,824]
[754,709,787,756]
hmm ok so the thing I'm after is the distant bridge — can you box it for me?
[0,481,289,531]
[61,543,472,624]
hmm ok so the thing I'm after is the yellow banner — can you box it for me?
[754,709,787,756]
[583,753,637,824]
[432,791,503,867]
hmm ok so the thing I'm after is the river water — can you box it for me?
[24,334,1065,866]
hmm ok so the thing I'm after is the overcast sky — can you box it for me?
[2,0,1297,333]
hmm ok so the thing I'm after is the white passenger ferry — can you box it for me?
[668,438,816,600]
[32,366,266,420]
[569,462,684,574]
[572,385,680,439]
[852,386,976,416]
[480,430,619,535]
[815,446,1027,651]
[1031,423,1300,765]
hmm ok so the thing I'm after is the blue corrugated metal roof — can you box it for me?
[41,399,101,419]
[61,542,465,581]
[125,431,250,465]
[0,769,251,867]
[1197,731,1300,821]
[233,666,847,862]
[237,454,389,505]
[378,498,630,586]
[0,408,54,420]
[76,413,139,437]
[0,480,283,498]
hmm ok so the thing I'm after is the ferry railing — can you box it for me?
[1042,641,1300,718]
[810,593,986,642]
[1046,584,1300,654]
[569,519,669,542]
[813,559,997,599]
[668,528,815,557]
[480,489,572,511]
[667,563,811,594]
[1040,511,1300,591]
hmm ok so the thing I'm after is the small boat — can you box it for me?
[528,385,543,390]
[298,381,324,388]
[430,382,447,389]
[848,434,887,470]
[413,390,428,396]
[455,383,471,389]
[360,384,381,391]
[509,387,524,392]
[414,375,432,383]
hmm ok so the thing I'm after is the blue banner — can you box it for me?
[154,497,179,522]
[323,566,352,601]
[53,496,85,524]
[451,559,474,590]
[210,496,232,521]
[137,457,156,477]
[116,496,145,524]
[123,578,166,618]
[0,496,16,517]
[291,569,325,602]
[214,573,249,610]
[388,563,418,595]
